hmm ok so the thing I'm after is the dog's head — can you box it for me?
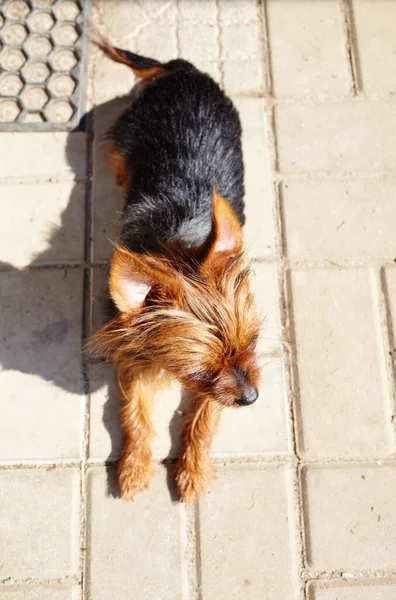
[90,192,261,408]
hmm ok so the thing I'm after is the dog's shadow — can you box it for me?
[0,92,188,500]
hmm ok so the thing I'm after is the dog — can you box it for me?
[87,40,261,504]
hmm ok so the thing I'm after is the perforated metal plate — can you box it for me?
[0,0,90,130]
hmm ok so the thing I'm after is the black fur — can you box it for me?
[107,55,245,254]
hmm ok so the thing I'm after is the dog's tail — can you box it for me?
[97,38,165,79]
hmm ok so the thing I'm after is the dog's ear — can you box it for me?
[109,246,177,313]
[202,190,243,270]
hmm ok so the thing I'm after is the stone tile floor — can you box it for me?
[1,0,396,598]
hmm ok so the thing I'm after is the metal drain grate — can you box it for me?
[0,0,90,131]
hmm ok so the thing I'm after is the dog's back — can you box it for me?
[103,52,245,253]
[89,44,260,505]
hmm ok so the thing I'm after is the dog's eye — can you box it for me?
[189,370,218,383]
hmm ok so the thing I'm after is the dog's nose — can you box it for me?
[235,387,259,406]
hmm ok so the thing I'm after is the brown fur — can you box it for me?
[87,46,261,503]
[175,397,223,503]
[117,366,167,499]
[108,145,131,193]
[99,38,165,79]
[88,193,261,504]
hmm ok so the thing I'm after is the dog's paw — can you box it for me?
[118,458,154,501]
[176,462,215,505]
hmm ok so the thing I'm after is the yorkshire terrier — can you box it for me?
[88,40,261,504]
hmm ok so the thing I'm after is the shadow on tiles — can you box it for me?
[0,91,190,502]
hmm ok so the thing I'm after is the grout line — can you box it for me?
[193,502,203,600]
[4,162,396,189]
[84,455,297,468]
[339,0,362,95]
[175,0,181,58]
[255,0,267,96]
[289,464,307,599]
[304,569,396,582]
[214,0,225,89]
[0,262,86,272]
[3,165,396,190]
[4,454,396,471]
[258,0,273,96]
[275,171,396,181]
[0,176,88,186]
[1,257,396,274]
[0,460,81,470]
[305,580,311,600]
[0,576,80,588]
[275,187,307,597]
[173,5,195,594]
[275,259,396,269]
[377,268,396,449]
[299,457,396,467]
[260,3,306,597]
[370,269,395,454]
[180,503,201,600]
[180,504,190,600]
[79,97,95,600]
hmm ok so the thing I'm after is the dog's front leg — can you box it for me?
[176,396,223,504]
[117,367,160,500]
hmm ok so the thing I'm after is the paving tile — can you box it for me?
[178,0,216,24]
[251,262,281,353]
[352,0,396,94]
[219,0,258,23]
[212,358,290,455]
[138,0,177,23]
[0,586,80,600]
[0,469,79,578]
[0,182,84,268]
[88,363,121,461]
[89,0,156,106]
[91,0,151,42]
[88,5,128,104]
[222,23,261,62]
[302,464,396,571]
[219,0,263,94]
[178,19,220,82]
[281,179,396,261]
[179,23,219,64]
[178,0,219,82]
[92,97,129,261]
[91,266,109,332]
[0,269,83,461]
[136,21,177,63]
[90,0,176,104]
[223,59,263,96]
[307,580,396,600]
[0,133,86,179]
[290,268,393,459]
[200,465,297,600]
[86,466,181,600]
[91,53,136,106]
[235,98,275,258]
[275,101,396,172]
[267,0,349,96]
